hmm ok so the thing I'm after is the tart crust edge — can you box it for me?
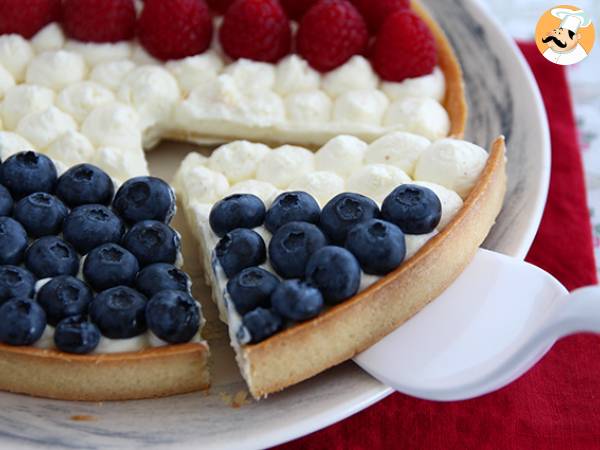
[242,136,507,399]
[0,342,210,401]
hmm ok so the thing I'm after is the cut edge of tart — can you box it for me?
[188,136,506,399]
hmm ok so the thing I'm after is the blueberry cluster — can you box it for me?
[0,151,200,354]
[210,185,442,344]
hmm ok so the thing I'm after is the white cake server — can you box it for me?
[354,248,598,401]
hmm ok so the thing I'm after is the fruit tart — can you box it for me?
[175,132,506,398]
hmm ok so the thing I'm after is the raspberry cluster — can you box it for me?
[0,0,437,82]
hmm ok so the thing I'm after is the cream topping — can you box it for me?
[1,84,55,130]
[414,138,489,199]
[0,65,15,99]
[57,81,115,123]
[25,50,87,91]
[0,131,35,159]
[16,106,77,149]
[0,35,34,81]
[256,144,315,188]
[30,23,65,53]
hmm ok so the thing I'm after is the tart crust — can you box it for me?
[0,342,210,401]
[240,137,506,398]
[162,0,467,147]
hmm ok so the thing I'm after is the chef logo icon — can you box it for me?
[535,5,595,66]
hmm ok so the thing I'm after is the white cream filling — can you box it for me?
[33,325,205,352]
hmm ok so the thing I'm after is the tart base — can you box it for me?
[0,342,210,401]
[240,137,506,399]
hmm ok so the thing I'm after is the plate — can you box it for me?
[0,0,550,448]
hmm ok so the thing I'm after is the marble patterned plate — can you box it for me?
[0,0,550,448]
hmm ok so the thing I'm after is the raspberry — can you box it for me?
[280,0,319,20]
[0,0,61,38]
[297,0,368,72]
[139,0,213,61]
[62,0,136,43]
[219,0,291,63]
[350,0,409,32]
[371,10,437,82]
[207,0,236,14]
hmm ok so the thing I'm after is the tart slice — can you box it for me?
[175,132,506,398]
[0,151,209,401]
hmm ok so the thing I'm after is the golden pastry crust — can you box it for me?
[0,342,210,401]
[241,137,506,398]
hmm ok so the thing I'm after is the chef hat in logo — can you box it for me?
[551,8,592,33]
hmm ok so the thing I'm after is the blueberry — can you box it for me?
[215,228,266,278]
[55,163,114,207]
[146,290,200,344]
[90,286,147,339]
[265,191,320,233]
[83,243,140,292]
[271,279,324,321]
[37,276,93,326]
[122,220,180,267]
[268,221,327,279]
[345,219,406,275]
[135,263,191,298]
[209,194,266,237]
[0,266,35,304]
[320,193,380,243]
[25,237,80,279]
[381,185,442,234]
[0,217,28,265]
[227,267,279,315]
[63,204,125,254]
[305,246,361,304]
[14,193,68,237]
[0,298,46,346]
[0,151,57,199]
[238,307,282,344]
[0,184,13,216]
[54,316,100,354]
[113,176,175,224]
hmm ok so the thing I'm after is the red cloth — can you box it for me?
[277,42,599,450]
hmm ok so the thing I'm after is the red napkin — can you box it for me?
[277,42,599,449]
